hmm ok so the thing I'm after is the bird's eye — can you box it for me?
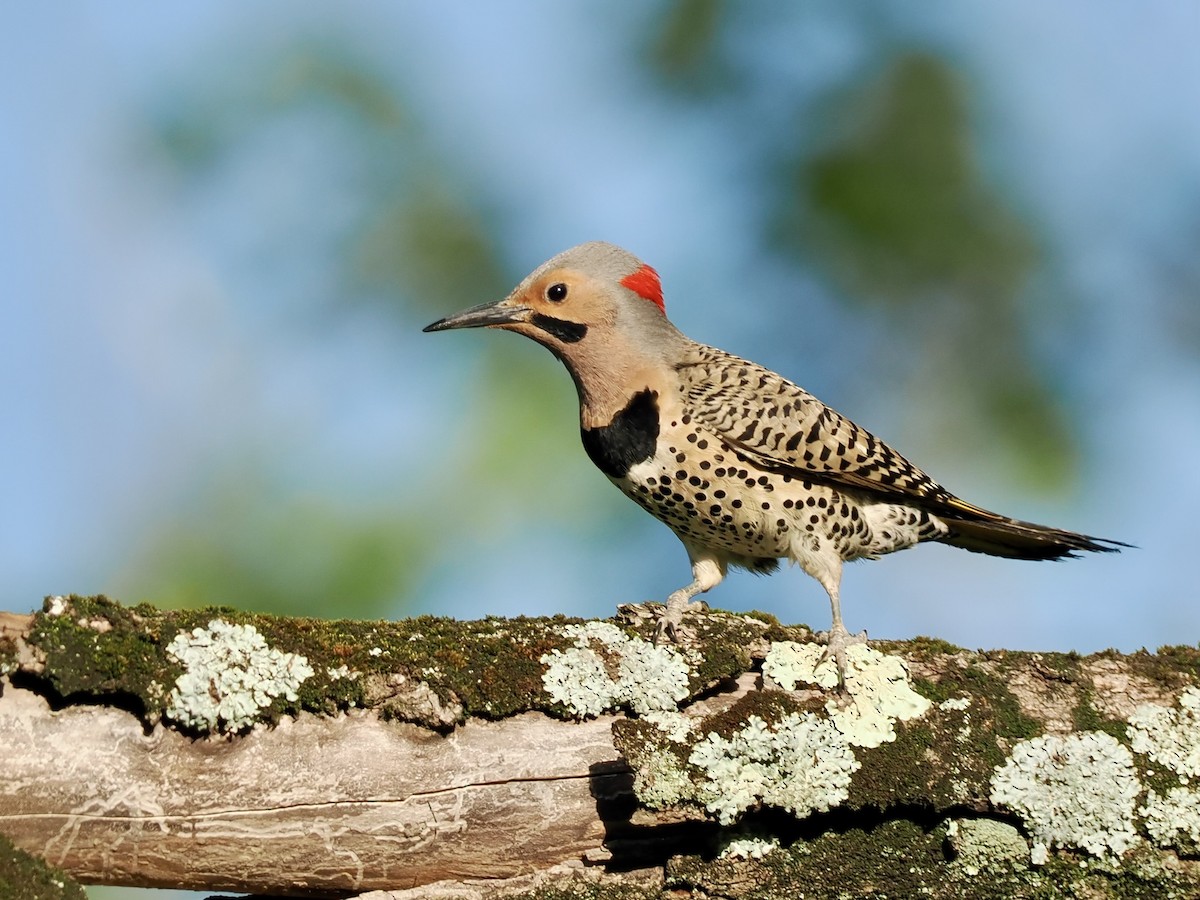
[546,283,568,302]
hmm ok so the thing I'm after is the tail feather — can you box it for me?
[934,497,1130,561]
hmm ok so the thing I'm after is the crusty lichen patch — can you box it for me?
[689,711,860,823]
[540,622,690,718]
[1129,687,1200,855]
[718,833,780,860]
[990,731,1141,863]
[945,817,1030,877]
[165,619,315,732]
[764,641,931,748]
[617,690,822,821]
[1142,786,1200,854]
[618,640,944,825]
[1129,686,1200,778]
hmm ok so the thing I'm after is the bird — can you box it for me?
[424,241,1124,676]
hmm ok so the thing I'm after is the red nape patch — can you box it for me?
[620,264,665,314]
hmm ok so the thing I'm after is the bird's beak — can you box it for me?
[423,299,529,333]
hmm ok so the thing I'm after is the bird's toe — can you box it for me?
[815,625,869,688]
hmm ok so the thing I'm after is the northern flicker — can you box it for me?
[425,242,1123,672]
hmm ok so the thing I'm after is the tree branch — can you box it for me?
[2,596,1199,898]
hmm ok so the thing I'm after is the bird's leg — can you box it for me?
[816,586,868,688]
[801,554,867,687]
[654,553,725,643]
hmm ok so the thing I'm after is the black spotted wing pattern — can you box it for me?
[675,343,954,506]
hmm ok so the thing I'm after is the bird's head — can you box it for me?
[424,242,686,413]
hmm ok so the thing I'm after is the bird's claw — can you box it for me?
[815,625,868,689]
[653,599,706,644]
[653,613,679,645]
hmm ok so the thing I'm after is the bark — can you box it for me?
[1,597,1199,898]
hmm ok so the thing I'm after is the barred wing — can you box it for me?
[676,343,955,506]
[676,343,1127,558]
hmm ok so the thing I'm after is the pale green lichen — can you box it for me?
[989,731,1141,862]
[1128,688,1200,850]
[762,640,931,748]
[615,637,691,714]
[762,639,829,689]
[44,595,70,617]
[720,835,780,860]
[1142,786,1200,847]
[939,706,981,805]
[165,619,314,733]
[1128,686,1200,778]
[688,712,860,824]
[540,644,612,718]
[945,817,1030,877]
[643,710,695,742]
[632,745,693,809]
[540,621,690,718]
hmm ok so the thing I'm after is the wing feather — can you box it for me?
[676,343,954,506]
[675,343,1128,559]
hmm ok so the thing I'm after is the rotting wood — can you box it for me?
[2,685,634,894]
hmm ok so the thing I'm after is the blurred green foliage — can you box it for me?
[126,12,1096,619]
[124,491,425,618]
[646,0,733,95]
[155,39,508,319]
[639,3,1077,488]
[774,53,1074,489]
[798,55,1036,300]
[128,39,610,617]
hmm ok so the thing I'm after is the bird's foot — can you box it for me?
[653,598,707,644]
[815,624,868,689]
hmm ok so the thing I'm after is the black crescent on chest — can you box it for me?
[580,388,660,479]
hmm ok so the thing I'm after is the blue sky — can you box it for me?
[2,2,1199,665]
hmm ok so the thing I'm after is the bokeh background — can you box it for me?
[2,2,1199,893]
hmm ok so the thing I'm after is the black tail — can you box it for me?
[933,497,1130,561]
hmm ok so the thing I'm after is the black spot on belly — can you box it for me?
[581,389,659,478]
[530,313,587,343]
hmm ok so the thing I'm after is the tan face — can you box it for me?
[425,243,680,421]
[513,268,620,342]
[424,266,616,349]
